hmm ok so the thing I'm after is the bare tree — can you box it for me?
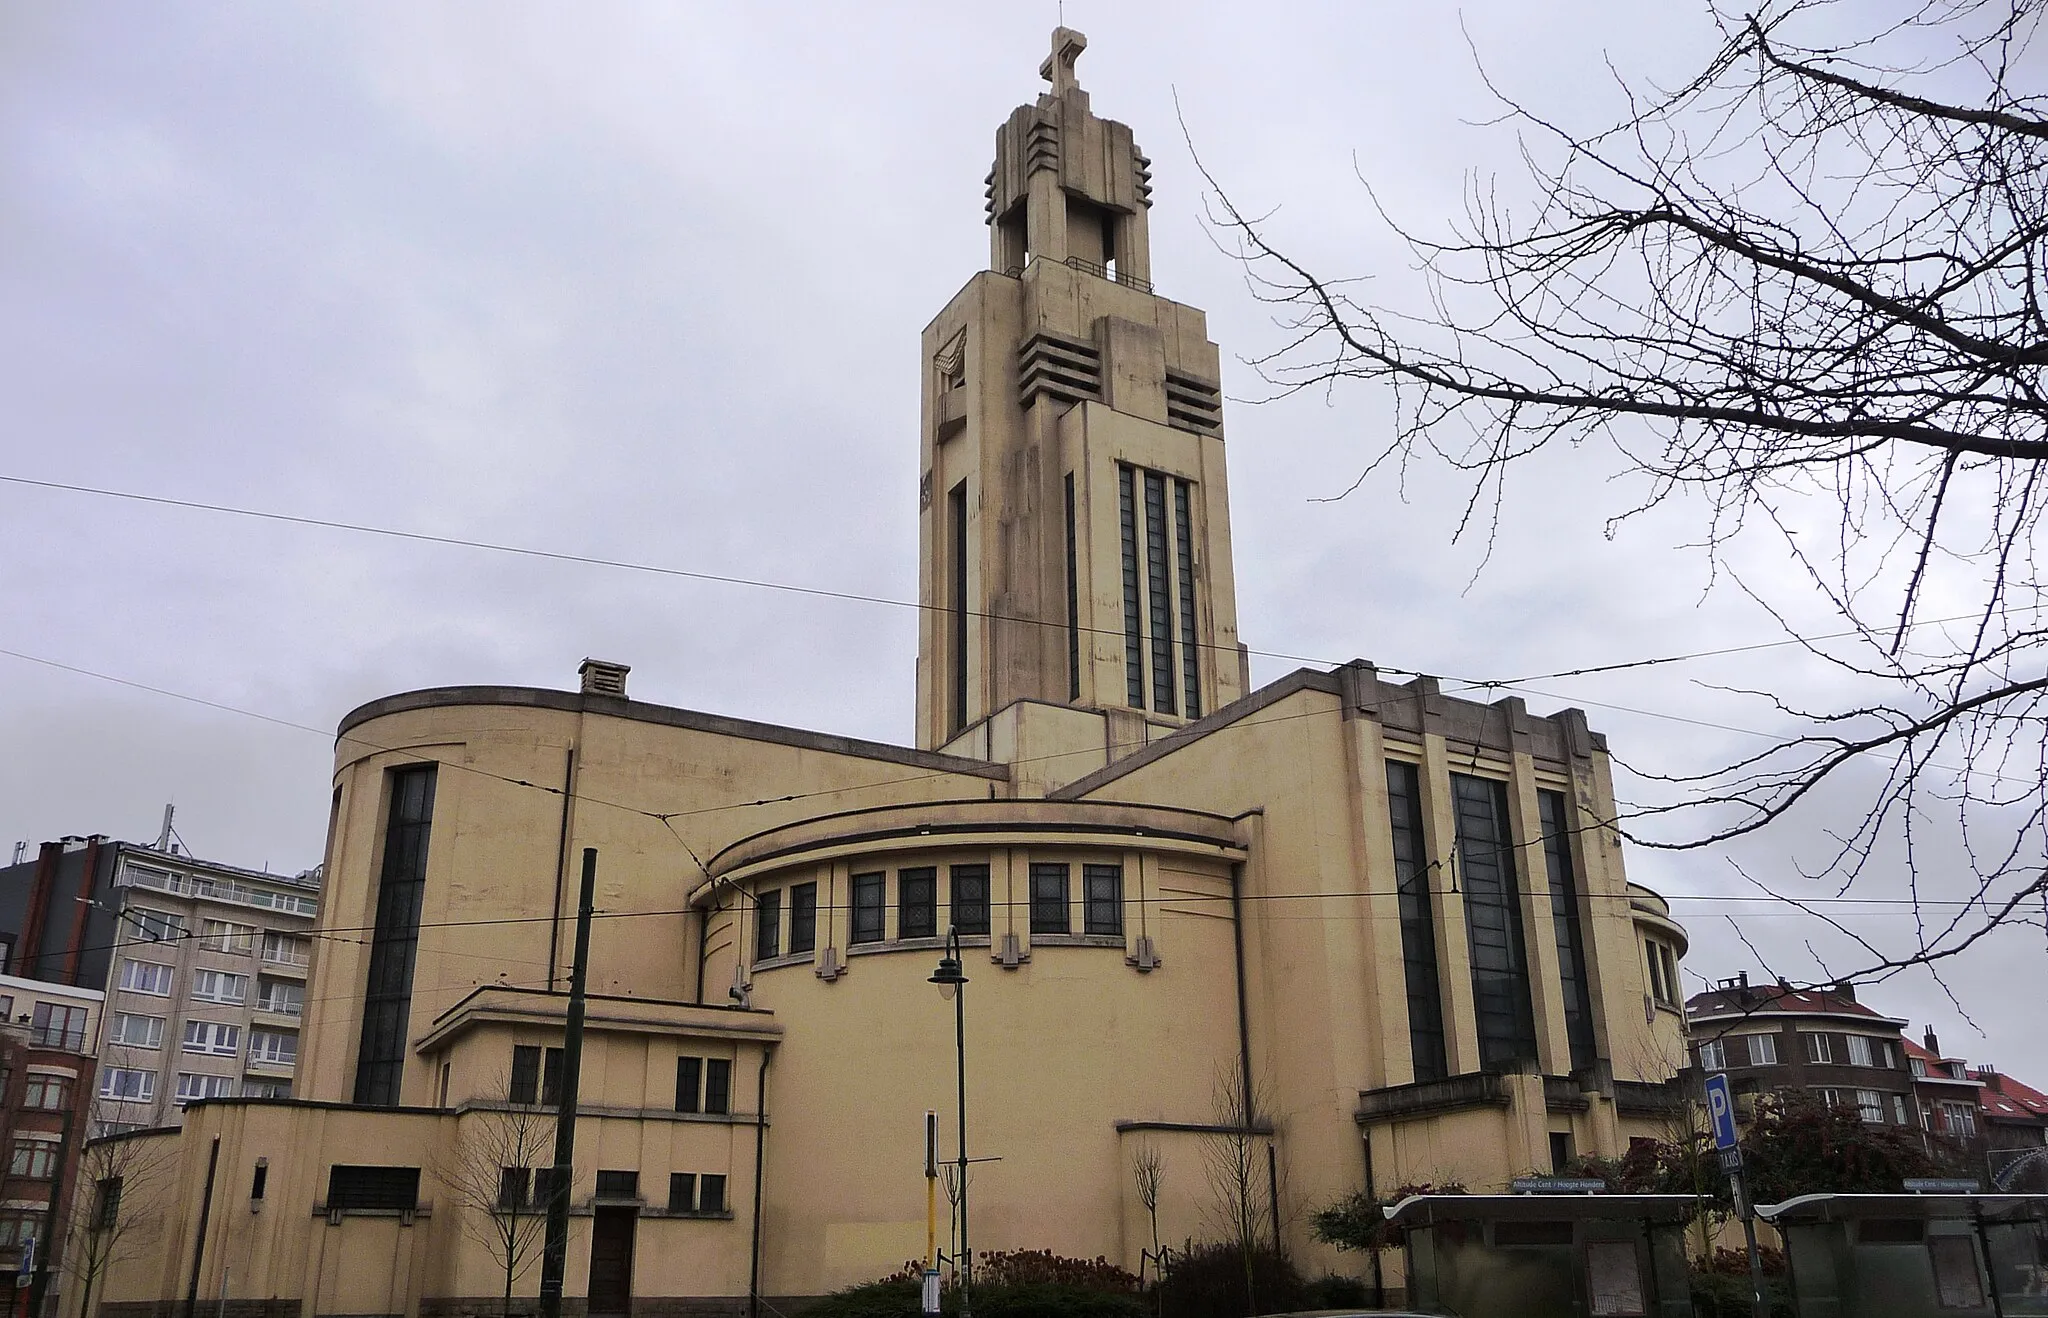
[1211,0,2048,986]
[433,1083,555,1318]
[1131,1140,1165,1264]
[1200,1060,1277,1314]
[62,1100,177,1318]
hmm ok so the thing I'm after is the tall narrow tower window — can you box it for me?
[1143,470,1177,713]
[1387,761,1447,1082]
[950,480,970,735]
[1174,479,1200,718]
[354,764,436,1106]
[1540,790,1598,1072]
[1065,473,1081,701]
[1452,774,1540,1071]
[1118,465,1144,708]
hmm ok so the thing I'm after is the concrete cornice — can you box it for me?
[416,984,782,1055]
[338,686,1010,781]
[1048,668,1338,800]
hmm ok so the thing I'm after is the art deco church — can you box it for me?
[93,31,1690,1317]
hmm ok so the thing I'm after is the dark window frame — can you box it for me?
[1174,478,1200,718]
[1030,863,1070,935]
[1083,864,1123,936]
[754,889,781,962]
[676,1056,703,1114]
[353,765,437,1106]
[1118,465,1144,708]
[899,868,938,940]
[850,872,886,944]
[325,1164,421,1213]
[1452,773,1540,1072]
[1539,790,1598,1072]
[1387,760,1448,1082]
[1143,470,1177,713]
[700,1173,728,1214]
[704,1058,732,1115]
[788,882,818,956]
[668,1172,698,1214]
[949,864,990,936]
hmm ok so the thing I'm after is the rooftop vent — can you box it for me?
[579,659,630,698]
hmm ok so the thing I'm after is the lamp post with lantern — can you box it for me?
[928,929,972,1318]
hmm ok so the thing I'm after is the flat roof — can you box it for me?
[1756,1193,2048,1224]
[1383,1194,1702,1226]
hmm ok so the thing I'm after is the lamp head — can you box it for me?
[929,954,967,999]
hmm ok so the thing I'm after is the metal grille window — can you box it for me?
[1118,466,1144,707]
[1451,773,1539,1071]
[700,1174,728,1214]
[1386,761,1447,1082]
[850,873,886,944]
[595,1171,639,1200]
[497,1167,535,1211]
[668,1172,698,1213]
[1143,470,1177,713]
[353,764,436,1107]
[510,1045,564,1106]
[788,883,817,956]
[1174,479,1200,717]
[93,1176,123,1229]
[754,889,781,961]
[949,864,990,936]
[1537,791,1597,1073]
[899,868,938,939]
[326,1165,420,1212]
[1083,865,1123,936]
[1030,863,1070,935]
[1065,473,1081,701]
[704,1059,732,1115]
[950,481,970,735]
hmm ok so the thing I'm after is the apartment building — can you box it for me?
[0,975,103,1315]
[95,848,317,1132]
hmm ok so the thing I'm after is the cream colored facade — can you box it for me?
[87,29,1690,1318]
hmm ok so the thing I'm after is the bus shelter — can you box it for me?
[1755,1193,2048,1317]
[1382,1193,1698,1318]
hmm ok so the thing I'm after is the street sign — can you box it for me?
[1903,1178,1981,1194]
[1718,1148,1744,1173]
[1510,1177,1606,1194]
[1705,1072,1739,1150]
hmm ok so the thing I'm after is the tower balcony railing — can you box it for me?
[1000,254,1154,295]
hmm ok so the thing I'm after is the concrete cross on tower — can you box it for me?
[1040,26,1086,96]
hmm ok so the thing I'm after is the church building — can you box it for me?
[87,30,1690,1317]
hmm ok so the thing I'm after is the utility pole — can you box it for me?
[538,848,597,1318]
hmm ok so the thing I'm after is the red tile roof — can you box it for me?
[1903,1037,1982,1088]
[1977,1070,2048,1122]
[1687,985,1899,1023]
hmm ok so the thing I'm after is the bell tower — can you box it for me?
[915,29,1248,753]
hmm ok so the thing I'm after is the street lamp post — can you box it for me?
[928,929,972,1318]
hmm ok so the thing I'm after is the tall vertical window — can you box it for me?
[1118,466,1144,708]
[850,873,886,944]
[1538,791,1597,1072]
[675,1056,702,1114]
[354,764,436,1106]
[1065,472,1081,701]
[949,864,990,936]
[704,1058,731,1115]
[950,480,970,735]
[754,889,781,962]
[1451,773,1539,1071]
[1083,864,1123,936]
[1143,471,1177,713]
[1386,761,1447,1082]
[1174,479,1200,718]
[788,883,817,956]
[1029,863,1070,934]
[899,868,938,939]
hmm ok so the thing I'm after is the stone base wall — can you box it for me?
[102,1302,305,1318]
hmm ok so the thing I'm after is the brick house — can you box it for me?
[1685,974,1920,1131]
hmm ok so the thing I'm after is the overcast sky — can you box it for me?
[4,3,2040,1080]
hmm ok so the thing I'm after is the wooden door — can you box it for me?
[588,1207,637,1317]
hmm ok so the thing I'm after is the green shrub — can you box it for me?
[1296,1273,1371,1307]
[1688,1269,1794,1318]
[1152,1243,1303,1318]
[797,1279,922,1318]
[970,1283,1146,1318]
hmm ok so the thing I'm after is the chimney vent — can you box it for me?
[1924,1026,1941,1057]
[579,659,631,698]
[1831,980,1856,1003]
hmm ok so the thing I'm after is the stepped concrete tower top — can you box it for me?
[916,29,1246,762]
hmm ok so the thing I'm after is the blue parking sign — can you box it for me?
[1706,1072,1739,1150]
